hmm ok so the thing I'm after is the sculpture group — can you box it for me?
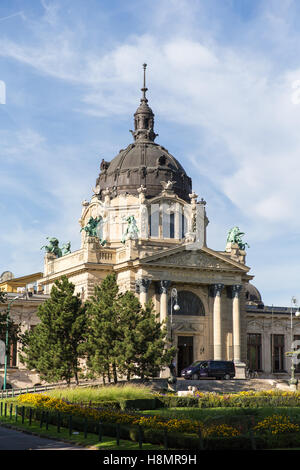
[41,238,71,258]
[80,216,106,245]
[227,226,250,250]
[121,215,139,244]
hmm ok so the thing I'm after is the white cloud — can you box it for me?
[1,0,300,303]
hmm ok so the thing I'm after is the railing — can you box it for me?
[0,379,103,399]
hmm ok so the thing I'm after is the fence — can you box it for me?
[0,379,103,399]
[0,401,180,450]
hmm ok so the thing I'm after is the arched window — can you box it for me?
[168,291,205,316]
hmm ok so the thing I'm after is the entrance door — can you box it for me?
[177,336,193,376]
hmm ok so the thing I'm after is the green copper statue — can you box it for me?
[41,237,71,258]
[121,215,139,244]
[227,226,250,250]
[80,216,106,245]
[61,241,71,256]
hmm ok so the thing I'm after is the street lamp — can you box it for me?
[170,288,180,343]
[3,295,19,391]
[168,288,180,388]
[288,297,300,389]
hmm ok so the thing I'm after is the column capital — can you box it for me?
[232,284,243,298]
[135,278,151,294]
[160,280,171,294]
[210,283,224,297]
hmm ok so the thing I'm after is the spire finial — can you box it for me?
[141,63,148,102]
[130,63,158,142]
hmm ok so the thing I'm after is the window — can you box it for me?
[247,333,262,371]
[169,291,205,316]
[169,213,175,239]
[271,334,285,372]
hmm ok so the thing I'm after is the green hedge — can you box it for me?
[157,395,300,409]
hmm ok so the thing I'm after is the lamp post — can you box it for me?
[168,288,180,387]
[170,288,180,344]
[288,297,300,389]
[3,295,19,391]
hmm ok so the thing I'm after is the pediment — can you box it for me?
[141,245,249,272]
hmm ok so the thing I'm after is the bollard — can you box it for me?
[98,421,103,442]
[164,429,168,450]
[57,412,61,433]
[69,415,72,436]
[84,417,88,438]
[116,423,120,446]
[138,426,143,450]
[198,426,204,450]
[29,408,32,426]
[9,403,12,420]
[40,410,44,428]
[21,406,25,424]
[0,402,3,416]
[46,412,49,430]
[15,405,18,422]
[4,403,7,417]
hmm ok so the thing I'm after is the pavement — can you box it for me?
[174,377,291,393]
[0,425,88,450]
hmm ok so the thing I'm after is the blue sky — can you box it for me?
[1,0,300,307]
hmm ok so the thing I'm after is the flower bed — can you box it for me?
[17,393,239,437]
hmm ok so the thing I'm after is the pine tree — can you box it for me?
[84,273,120,383]
[20,276,87,385]
[113,291,176,380]
[0,291,19,362]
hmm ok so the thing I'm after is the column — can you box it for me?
[135,278,151,308]
[212,283,224,360]
[160,280,171,325]
[232,284,242,363]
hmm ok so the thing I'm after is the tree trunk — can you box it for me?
[112,362,118,384]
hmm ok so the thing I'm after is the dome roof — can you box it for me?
[96,141,192,202]
[95,64,192,202]
[245,283,263,304]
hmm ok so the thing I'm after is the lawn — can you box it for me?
[46,384,155,404]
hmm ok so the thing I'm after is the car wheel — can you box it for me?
[192,373,199,380]
[224,374,231,380]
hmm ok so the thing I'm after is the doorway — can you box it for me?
[177,336,193,376]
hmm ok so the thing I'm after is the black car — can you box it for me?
[181,360,235,380]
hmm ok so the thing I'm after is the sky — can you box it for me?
[0,0,300,307]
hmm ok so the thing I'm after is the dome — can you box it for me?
[95,64,192,202]
[96,141,192,202]
[245,283,263,304]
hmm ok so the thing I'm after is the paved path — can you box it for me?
[175,378,290,393]
[0,425,87,450]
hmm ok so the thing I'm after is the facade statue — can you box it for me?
[227,226,250,250]
[41,238,72,258]
[41,237,62,258]
[80,216,106,245]
[61,241,71,256]
[121,215,139,244]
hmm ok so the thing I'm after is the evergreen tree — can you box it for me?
[0,291,19,363]
[118,296,176,380]
[20,276,87,385]
[84,273,120,383]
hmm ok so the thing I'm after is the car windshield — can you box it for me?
[189,361,202,367]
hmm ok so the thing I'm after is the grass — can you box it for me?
[46,384,155,403]
[0,414,163,450]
